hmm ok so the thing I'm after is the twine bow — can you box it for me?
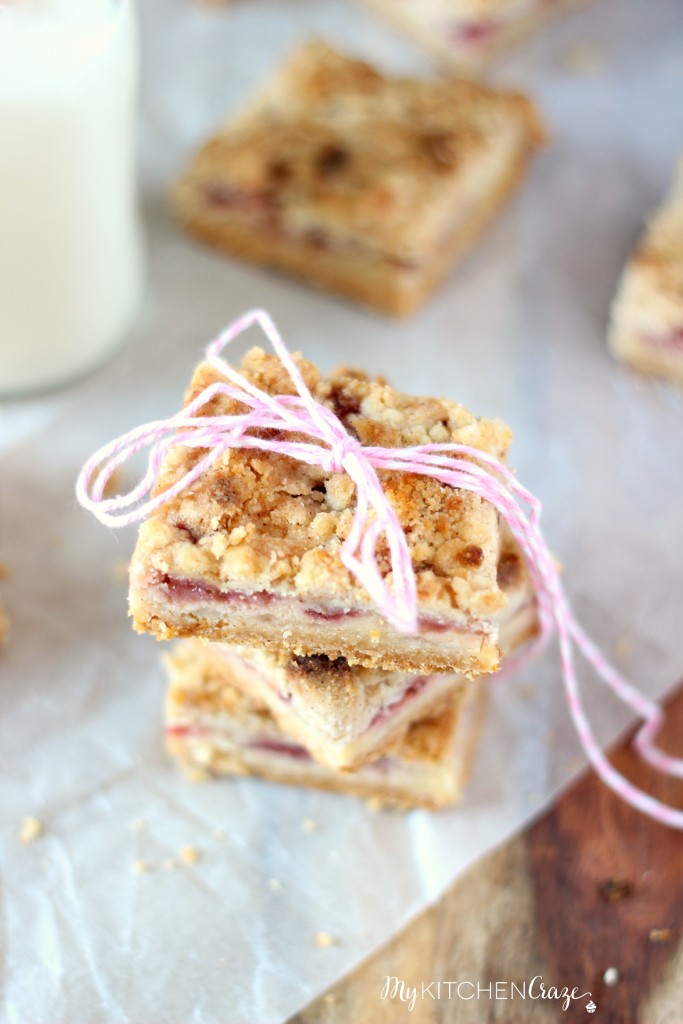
[77,310,683,829]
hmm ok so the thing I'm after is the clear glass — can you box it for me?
[0,0,144,396]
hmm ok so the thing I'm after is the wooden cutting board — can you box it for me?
[288,687,683,1023]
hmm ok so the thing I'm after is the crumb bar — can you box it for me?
[165,662,486,811]
[172,41,544,316]
[364,0,589,74]
[609,158,683,388]
[168,529,536,771]
[129,348,513,675]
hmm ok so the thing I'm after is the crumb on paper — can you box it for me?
[603,967,619,986]
[110,560,130,582]
[0,560,9,580]
[614,636,632,660]
[366,797,383,812]
[18,816,43,844]
[560,41,606,76]
[181,844,200,865]
[315,931,335,948]
[649,928,672,943]
[301,818,318,833]
[133,859,149,874]
[268,878,282,891]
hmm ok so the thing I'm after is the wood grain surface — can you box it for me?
[289,687,683,1024]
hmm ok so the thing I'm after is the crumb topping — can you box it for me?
[133,347,512,619]
[174,41,544,257]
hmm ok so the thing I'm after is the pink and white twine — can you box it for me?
[76,310,683,829]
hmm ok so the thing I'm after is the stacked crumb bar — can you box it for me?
[130,347,538,809]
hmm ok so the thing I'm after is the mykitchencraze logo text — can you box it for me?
[380,975,594,1012]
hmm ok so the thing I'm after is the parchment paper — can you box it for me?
[2,0,683,1020]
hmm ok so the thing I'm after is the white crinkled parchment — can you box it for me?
[1,0,683,1020]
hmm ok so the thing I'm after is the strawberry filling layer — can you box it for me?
[444,0,560,50]
[169,723,397,772]
[450,19,501,47]
[202,184,425,272]
[645,328,683,351]
[168,722,310,758]
[156,573,482,637]
[248,737,313,761]
[369,675,433,729]
[215,647,441,743]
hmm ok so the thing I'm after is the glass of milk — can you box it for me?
[0,0,144,396]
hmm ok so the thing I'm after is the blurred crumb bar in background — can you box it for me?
[609,157,683,388]
[165,646,487,810]
[171,41,545,316]
[363,0,591,73]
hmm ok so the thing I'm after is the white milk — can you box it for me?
[0,0,143,395]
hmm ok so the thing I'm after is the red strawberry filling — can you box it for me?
[156,573,481,636]
[160,574,275,607]
[248,737,313,761]
[166,723,203,737]
[646,328,683,351]
[451,20,500,47]
[168,723,312,761]
[369,675,432,729]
